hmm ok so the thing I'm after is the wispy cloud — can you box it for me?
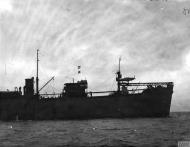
[0,0,190,111]
[0,0,12,13]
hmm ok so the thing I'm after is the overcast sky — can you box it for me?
[0,0,190,111]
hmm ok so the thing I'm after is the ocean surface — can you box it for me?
[0,112,189,147]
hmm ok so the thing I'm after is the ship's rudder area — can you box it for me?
[0,96,36,120]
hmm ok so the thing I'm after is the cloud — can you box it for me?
[0,0,190,111]
[0,0,12,13]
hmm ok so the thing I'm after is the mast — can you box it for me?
[116,57,122,92]
[36,49,39,97]
[119,57,121,73]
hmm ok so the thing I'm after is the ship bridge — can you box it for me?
[63,80,88,97]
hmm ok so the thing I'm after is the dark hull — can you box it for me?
[0,87,173,120]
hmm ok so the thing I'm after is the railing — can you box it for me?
[40,93,61,98]
[40,93,61,96]
[39,82,173,98]
[87,89,147,97]
[87,89,146,94]
[120,82,174,86]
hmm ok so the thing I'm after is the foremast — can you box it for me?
[36,49,39,97]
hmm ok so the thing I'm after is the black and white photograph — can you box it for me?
[0,0,190,146]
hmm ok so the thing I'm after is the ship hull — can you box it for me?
[0,86,173,120]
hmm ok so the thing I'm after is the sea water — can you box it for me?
[0,112,189,147]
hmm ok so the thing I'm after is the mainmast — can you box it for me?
[119,57,121,73]
[36,49,39,97]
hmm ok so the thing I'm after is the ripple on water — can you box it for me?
[0,112,189,146]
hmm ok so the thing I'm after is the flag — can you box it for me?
[78,66,81,74]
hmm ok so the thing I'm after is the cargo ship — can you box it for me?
[0,50,174,120]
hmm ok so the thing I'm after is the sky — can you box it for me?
[0,0,190,111]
